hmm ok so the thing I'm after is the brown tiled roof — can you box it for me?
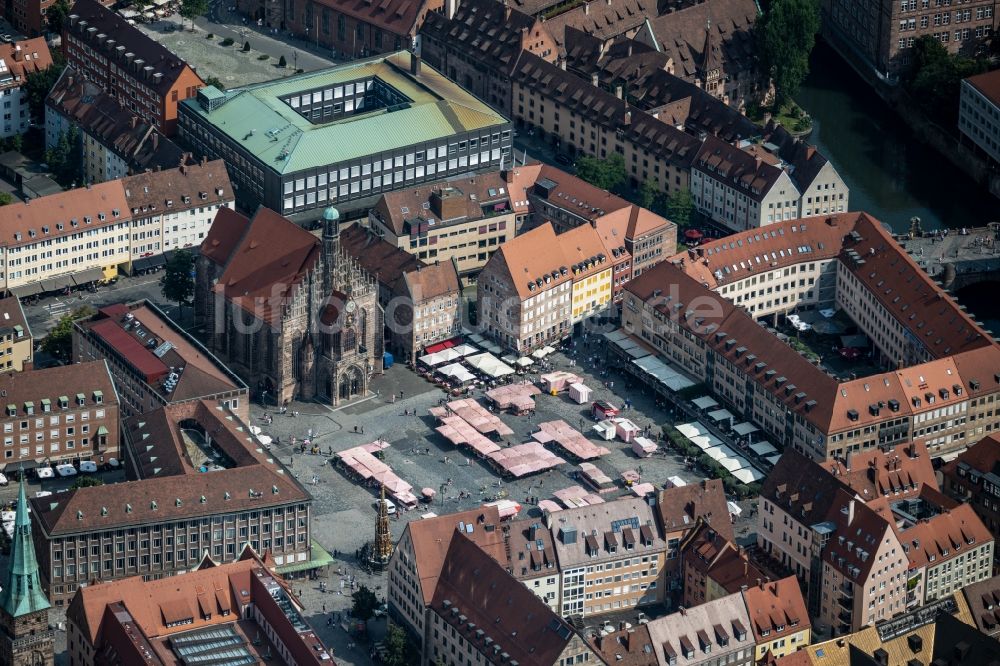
[491,222,573,299]
[0,181,129,248]
[309,0,431,37]
[966,69,1000,107]
[636,0,759,82]
[406,506,507,605]
[430,532,581,666]
[590,623,657,665]
[544,0,655,47]
[0,38,53,84]
[563,29,757,142]
[375,172,515,236]
[683,521,763,592]
[122,160,232,220]
[77,301,245,400]
[833,442,936,501]
[512,51,700,168]
[840,214,991,359]
[0,295,30,338]
[2,360,117,417]
[821,488,894,581]
[507,519,559,579]
[67,0,203,95]
[551,496,665,568]
[339,223,423,284]
[200,207,249,266]
[694,133,787,201]
[30,401,309,536]
[742,576,810,642]
[952,346,1000,402]
[657,478,733,540]
[212,208,321,325]
[532,163,631,222]
[398,261,460,303]
[46,67,186,173]
[421,0,539,75]
[961,573,1000,635]
[761,451,849,525]
[942,434,1000,480]
[761,121,830,191]
[890,501,993,569]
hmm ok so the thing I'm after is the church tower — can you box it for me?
[0,478,54,666]
[322,206,341,294]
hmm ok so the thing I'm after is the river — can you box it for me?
[795,42,1000,335]
[794,42,999,235]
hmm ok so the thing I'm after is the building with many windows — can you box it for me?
[178,51,511,221]
[45,66,189,185]
[64,0,205,136]
[941,435,1000,547]
[820,0,995,76]
[72,300,248,420]
[0,38,52,139]
[29,399,315,606]
[1,361,119,472]
[0,295,32,371]
[66,549,333,666]
[960,70,1000,165]
[622,212,1000,460]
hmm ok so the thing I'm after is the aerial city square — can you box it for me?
[0,0,998,663]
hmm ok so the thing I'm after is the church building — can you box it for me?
[195,206,382,406]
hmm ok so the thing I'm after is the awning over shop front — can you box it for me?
[132,254,167,273]
[40,275,74,292]
[9,282,43,298]
[73,267,106,285]
[275,539,335,574]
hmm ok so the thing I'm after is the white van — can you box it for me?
[375,498,397,515]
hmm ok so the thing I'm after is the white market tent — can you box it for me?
[516,357,535,367]
[466,352,516,378]
[766,454,782,466]
[632,356,695,391]
[451,343,479,357]
[704,445,739,461]
[727,501,743,517]
[676,422,711,439]
[419,348,464,366]
[749,441,779,456]
[666,475,687,488]
[732,422,759,436]
[692,396,719,410]
[437,363,475,383]
[732,467,764,484]
[718,457,747,473]
[707,408,735,424]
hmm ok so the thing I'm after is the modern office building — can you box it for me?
[66,550,333,665]
[64,0,205,136]
[960,70,1000,165]
[0,295,32,371]
[1,361,119,472]
[29,399,315,606]
[622,212,1000,460]
[178,51,512,221]
[72,300,248,420]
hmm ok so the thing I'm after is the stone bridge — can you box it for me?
[896,223,1000,292]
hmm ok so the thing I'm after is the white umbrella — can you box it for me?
[249,425,262,435]
[257,435,273,446]
[516,357,534,367]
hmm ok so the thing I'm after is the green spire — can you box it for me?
[0,476,50,618]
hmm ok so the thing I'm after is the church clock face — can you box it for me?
[345,299,357,314]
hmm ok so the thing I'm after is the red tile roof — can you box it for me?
[0,38,53,84]
[0,180,129,247]
[892,501,993,570]
[658,479,733,541]
[966,69,1000,107]
[942,434,1000,480]
[741,576,810,643]
[211,208,321,325]
[430,532,581,666]
[200,207,250,266]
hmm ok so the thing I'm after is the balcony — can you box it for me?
[837,594,853,610]
[840,583,854,599]
[837,609,852,624]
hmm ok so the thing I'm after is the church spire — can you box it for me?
[0,477,50,618]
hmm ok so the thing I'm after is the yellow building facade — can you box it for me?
[571,266,612,323]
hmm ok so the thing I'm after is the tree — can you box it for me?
[278,55,288,68]
[905,36,986,125]
[575,153,627,192]
[351,585,378,622]
[756,0,820,109]
[383,624,417,666]
[44,126,81,186]
[41,305,96,361]
[204,75,225,90]
[160,249,195,317]
[242,41,251,52]
[70,476,104,489]
[46,0,72,34]
[10,133,22,153]
[664,188,695,229]
[637,179,659,210]
[0,192,13,206]
[179,0,208,30]
[24,56,66,122]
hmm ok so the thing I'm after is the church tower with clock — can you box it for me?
[318,206,383,405]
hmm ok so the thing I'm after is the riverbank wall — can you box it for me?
[818,30,1000,201]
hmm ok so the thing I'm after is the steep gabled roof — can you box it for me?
[657,479,733,541]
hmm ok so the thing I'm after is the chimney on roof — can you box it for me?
[615,84,623,99]
[504,0,512,21]
[410,51,421,76]
[754,156,762,171]
[445,0,457,19]
[806,145,816,160]
[152,133,159,150]
[847,500,856,527]
[12,44,20,61]
[130,116,138,129]
[591,72,599,87]
[584,1,590,13]
[624,110,631,125]
[503,167,514,183]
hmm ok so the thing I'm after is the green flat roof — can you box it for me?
[181,51,509,175]
[275,539,335,574]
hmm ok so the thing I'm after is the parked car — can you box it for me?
[55,464,77,478]
[375,498,396,515]
[555,153,573,166]
[36,467,55,480]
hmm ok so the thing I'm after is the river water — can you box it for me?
[795,43,1000,334]
[795,43,999,235]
